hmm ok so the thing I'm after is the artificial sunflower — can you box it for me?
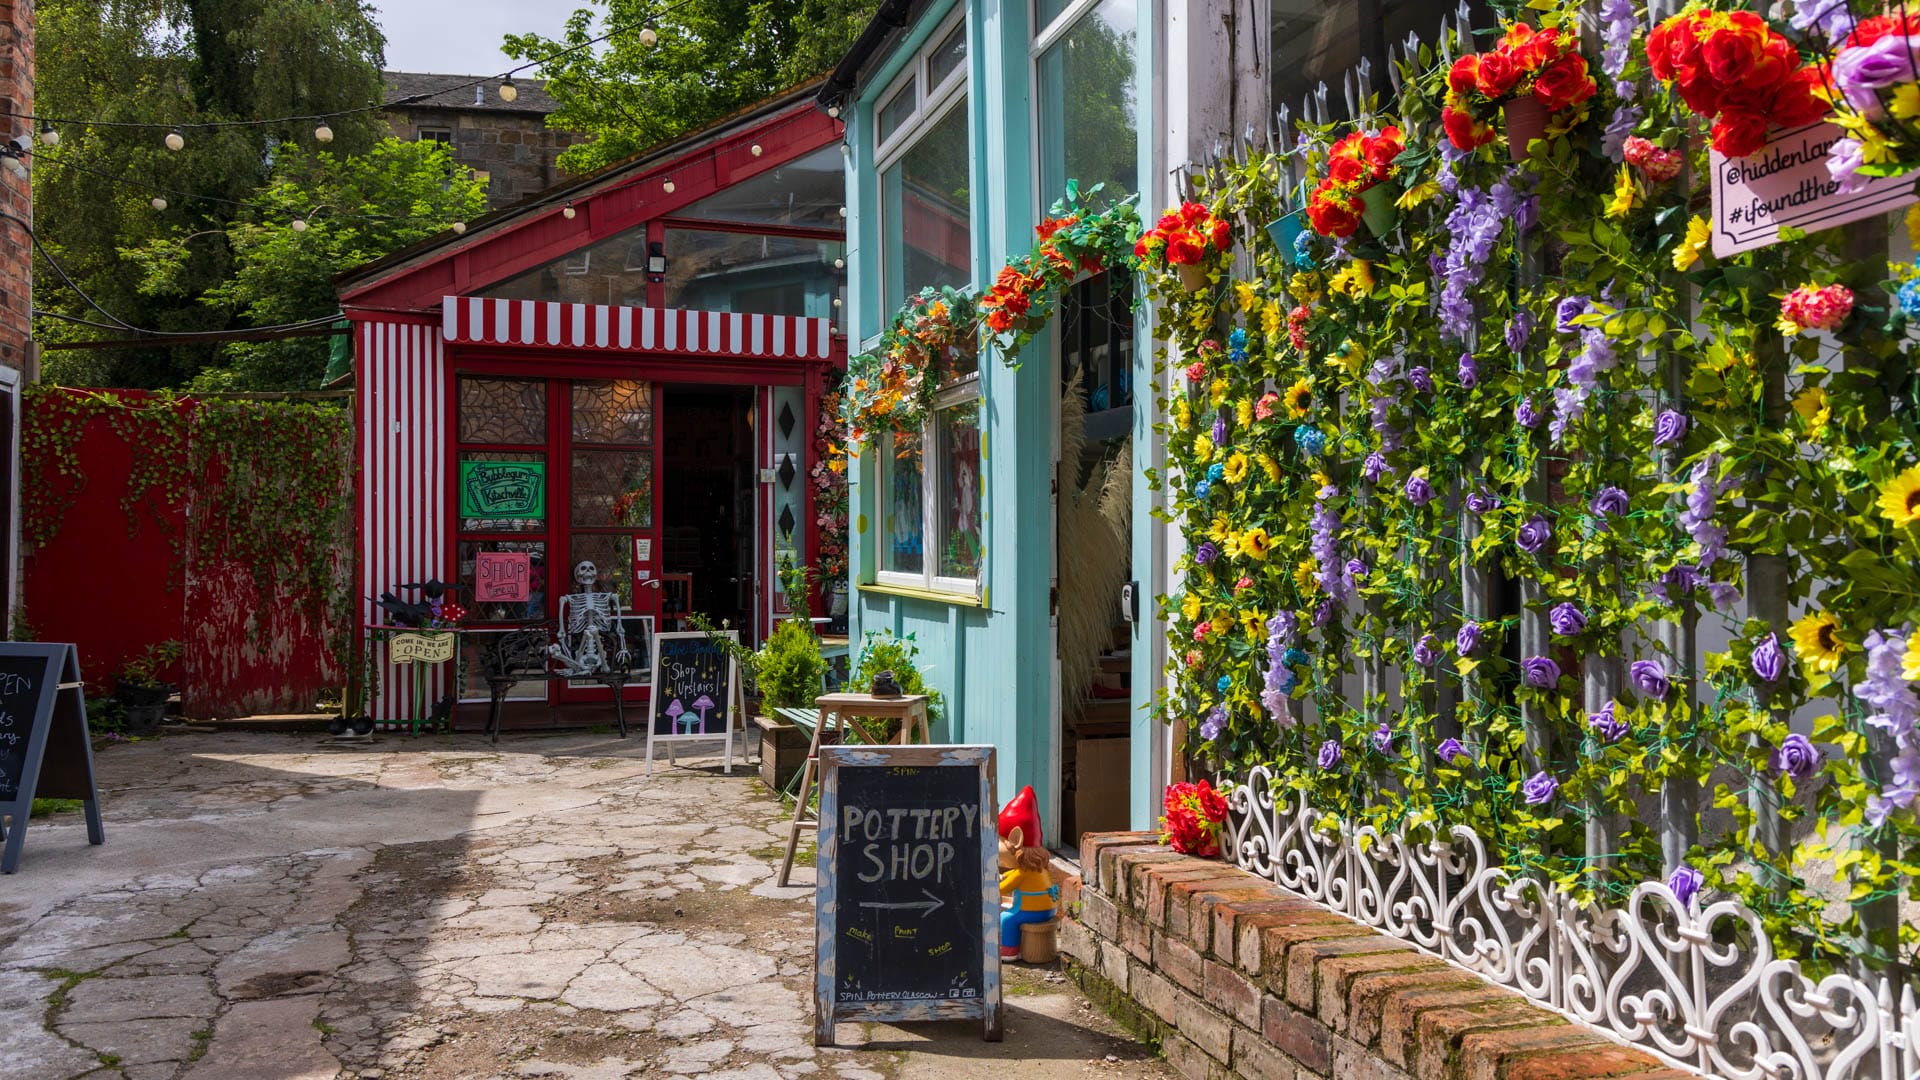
[1173,397,1192,431]
[1395,179,1441,209]
[1236,398,1253,427]
[1210,378,1229,407]
[1234,279,1259,314]
[1603,165,1636,219]
[1294,558,1317,593]
[1792,386,1830,437]
[1182,592,1203,622]
[1240,527,1272,560]
[1671,215,1711,272]
[1904,636,1920,683]
[1223,452,1250,485]
[1193,434,1215,463]
[1208,514,1233,543]
[1789,611,1847,674]
[1878,465,1920,527]
[1260,301,1282,339]
[1241,610,1264,642]
[1282,378,1313,419]
[1257,453,1280,482]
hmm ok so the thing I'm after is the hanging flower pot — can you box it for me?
[1177,262,1211,293]
[1266,211,1306,261]
[1359,184,1399,238]
[1503,97,1548,162]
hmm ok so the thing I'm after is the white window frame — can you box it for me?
[876,371,983,596]
[873,9,969,166]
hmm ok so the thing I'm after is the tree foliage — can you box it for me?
[504,0,876,176]
[35,0,390,388]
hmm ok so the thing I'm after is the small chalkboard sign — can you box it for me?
[0,643,104,874]
[644,631,739,776]
[814,743,1001,1046]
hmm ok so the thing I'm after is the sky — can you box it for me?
[372,0,580,76]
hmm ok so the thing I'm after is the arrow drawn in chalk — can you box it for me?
[858,888,944,917]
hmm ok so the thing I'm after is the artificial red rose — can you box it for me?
[1197,781,1227,821]
[1132,236,1151,260]
[1647,12,1707,88]
[1208,216,1232,252]
[1306,193,1360,238]
[1702,13,1774,88]
[1442,106,1496,150]
[1166,233,1206,265]
[1476,50,1521,99]
[1513,26,1563,73]
[1155,211,1182,233]
[984,309,1014,333]
[1711,111,1771,158]
[1178,202,1211,227]
[1845,13,1920,48]
[1773,66,1829,128]
[1364,127,1404,176]
[1329,152,1368,184]
[1448,54,1481,94]
[1532,52,1595,112]
[1034,214,1077,240]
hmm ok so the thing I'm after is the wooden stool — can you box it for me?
[1020,918,1059,964]
[776,691,930,887]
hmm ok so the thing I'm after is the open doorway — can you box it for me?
[1055,273,1136,852]
[659,386,757,642]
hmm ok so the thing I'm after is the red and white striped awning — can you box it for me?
[441,295,834,361]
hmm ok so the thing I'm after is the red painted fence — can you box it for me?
[22,388,352,718]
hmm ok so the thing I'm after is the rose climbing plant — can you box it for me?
[1149,0,1920,974]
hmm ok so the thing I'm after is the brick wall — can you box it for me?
[387,107,585,209]
[1058,832,1690,1080]
[0,0,31,375]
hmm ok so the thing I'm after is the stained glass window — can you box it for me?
[935,399,984,580]
[571,380,653,445]
[882,430,925,576]
[571,450,653,529]
[459,377,546,445]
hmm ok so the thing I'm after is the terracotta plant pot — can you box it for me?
[1359,184,1399,238]
[1504,97,1548,162]
[1177,262,1210,293]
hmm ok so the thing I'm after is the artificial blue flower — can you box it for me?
[1207,462,1226,482]
[1294,425,1326,456]
[1194,479,1212,498]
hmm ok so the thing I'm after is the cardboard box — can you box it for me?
[1074,735,1132,842]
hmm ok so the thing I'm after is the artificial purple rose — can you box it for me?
[1652,409,1689,448]
[1318,739,1343,770]
[1589,701,1629,743]
[1412,634,1440,668]
[1828,136,1867,194]
[1363,452,1390,484]
[1521,770,1559,806]
[1408,366,1434,393]
[1522,656,1562,689]
[1831,33,1919,113]
[1457,352,1479,388]
[1345,559,1369,583]
[1516,398,1541,428]
[1456,622,1484,656]
[1555,296,1590,333]
[1707,581,1741,610]
[1668,865,1704,907]
[1662,564,1698,596]
[1752,633,1788,684]
[1200,707,1226,741]
[1630,659,1670,700]
[1195,541,1219,566]
[1314,599,1334,628]
[1371,723,1393,753]
[1212,413,1228,445]
[1504,312,1533,351]
[1775,732,1822,779]
[1466,490,1498,515]
[1405,474,1435,506]
[1549,602,1587,637]
[1436,737,1468,764]
[1517,516,1551,554]
[1590,486,1629,520]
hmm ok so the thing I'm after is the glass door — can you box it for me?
[559,378,658,702]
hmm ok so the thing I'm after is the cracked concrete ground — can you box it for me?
[0,732,1172,1080]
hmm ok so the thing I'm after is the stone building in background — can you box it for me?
[382,72,585,209]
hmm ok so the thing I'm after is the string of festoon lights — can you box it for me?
[1,4,690,234]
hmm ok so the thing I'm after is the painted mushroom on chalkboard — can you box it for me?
[666,698,690,733]
[691,693,716,733]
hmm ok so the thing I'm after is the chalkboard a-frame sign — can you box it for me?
[814,743,1002,1046]
[644,631,739,777]
[0,643,105,874]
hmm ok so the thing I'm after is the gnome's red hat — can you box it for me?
[998,785,1042,842]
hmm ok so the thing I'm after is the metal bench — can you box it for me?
[473,621,634,744]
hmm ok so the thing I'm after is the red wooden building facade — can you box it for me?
[338,85,845,729]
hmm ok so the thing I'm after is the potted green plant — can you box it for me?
[115,640,182,735]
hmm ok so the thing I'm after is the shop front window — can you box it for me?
[1036,0,1138,201]
[660,230,844,318]
[881,429,925,577]
[935,396,983,580]
[876,10,970,315]
[676,144,844,229]
[876,376,984,594]
[1269,0,1493,124]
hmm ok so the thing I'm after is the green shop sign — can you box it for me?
[460,461,545,519]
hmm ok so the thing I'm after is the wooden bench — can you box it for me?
[472,622,634,744]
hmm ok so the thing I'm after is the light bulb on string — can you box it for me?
[833,258,845,269]
[315,123,334,143]
[164,129,185,151]
[562,202,576,220]
[827,106,840,119]
[662,179,675,194]
[750,144,763,157]
[451,221,467,234]
[499,79,518,103]
[151,196,168,211]
[291,218,308,232]
[38,125,57,147]
[639,27,658,46]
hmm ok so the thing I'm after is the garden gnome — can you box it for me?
[997,785,1058,961]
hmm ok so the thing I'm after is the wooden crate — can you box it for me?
[754,714,811,792]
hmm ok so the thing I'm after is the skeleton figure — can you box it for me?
[546,560,629,675]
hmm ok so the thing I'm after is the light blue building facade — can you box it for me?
[820,0,1165,845]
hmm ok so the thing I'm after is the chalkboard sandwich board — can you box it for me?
[0,643,105,874]
[814,743,1001,1046]
[644,631,740,776]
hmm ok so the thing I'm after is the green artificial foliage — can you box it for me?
[848,630,942,725]
[503,0,878,176]
[754,617,827,710]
